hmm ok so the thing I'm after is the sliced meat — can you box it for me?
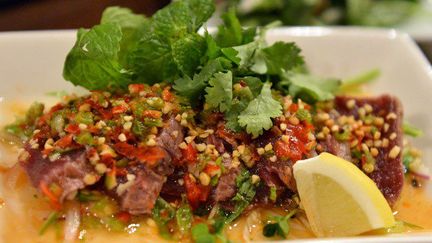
[214,168,239,202]
[334,95,404,205]
[160,169,185,200]
[206,134,226,154]
[319,135,352,161]
[157,117,184,161]
[20,145,96,202]
[119,166,165,215]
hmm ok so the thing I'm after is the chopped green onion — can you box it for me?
[269,186,277,202]
[39,212,59,235]
[296,109,311,122]
[403,122,423,137]
[339,69,380,92]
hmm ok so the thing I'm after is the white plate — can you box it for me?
[0,28,431,242]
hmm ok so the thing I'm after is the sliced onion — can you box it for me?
[411,171,431,180]
[410,164,431,180]
[64,202,81,243]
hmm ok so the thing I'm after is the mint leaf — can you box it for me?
[174,58,231,103]
[127,0,215,83]
[152,0,215,38]
[128,33,177,83]
[172,33,206,76]
[205,71,233,112]
[238,83,282,137]
[101,7,149,66]
[63,23,131,91]
[282,73,341,103]
[101,6,147,28]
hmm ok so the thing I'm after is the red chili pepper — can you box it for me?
[289,103,299,113]
[54,134,73,148]
[136,146,166,166]
[128,84,145,94]
[142,110,162,119]
[113,142,166,166]
[116,211,132,223]
[162,88,174,102]
[181,143,197,164]
[39,181,61,210]
[112,105,128,114]
[203,164,221,177]
[65,124,80,134]
[183,173,210,209]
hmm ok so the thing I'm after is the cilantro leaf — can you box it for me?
[205,30,221,60]
[191,223,216,243]
[281,73,341,103]
[238,83,282,137]
[263,209,297,238]
[174,58,231,104]
[252,41,304,75]
[205,71,233,112]
[63,23,132,91]
[216,8,243,47]
[216,7,257,48]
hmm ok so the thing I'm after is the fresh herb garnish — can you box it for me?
[62,0,341,137]
[176,195,193,234]
[403,121,423,137]
[262,209,298,238]
[39,212,59,235]
[223,169,257,223]
[152,197,176,238]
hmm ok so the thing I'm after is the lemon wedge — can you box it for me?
[293,152,395,237]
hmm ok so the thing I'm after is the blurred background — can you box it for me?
[0,0,430,61]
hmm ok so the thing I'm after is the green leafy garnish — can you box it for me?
[262,209,298,238]
[238,83,282,137]
[224,169,257,223]
[205,71,233,112]
[152,197,176,238]
[39,212,59,235]
[191,223,216,243]
[4,102,44,140]
[403,121,423,137]
[176,196,193,234]
[62,0,341,137]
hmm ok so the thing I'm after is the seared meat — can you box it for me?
[334,95,404,205]
[214,168,239,202]
[20,145,96,202]
[319,135,352,161]
[157,117,184,161]
[119,166,165,215]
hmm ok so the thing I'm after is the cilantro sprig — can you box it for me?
[63,0,340,137]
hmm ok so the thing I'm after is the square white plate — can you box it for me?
[0,28,431,242]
